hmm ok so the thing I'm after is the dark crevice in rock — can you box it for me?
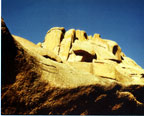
[97,45,106,48]
[99,76,117,81]
[40,67,58,74]
[94,62,105,64]
[141,74,144,78]
[73,31,77,42]
[43,55,57,61]
[74,50,97,62]
[84,32,88,39]
[113,45,118,55]
[131,73,137,75]
[121,56,124,60]
[109,59,121,63]
[60,31,65,42]
[39,62,57,68]
[122,67,126,69]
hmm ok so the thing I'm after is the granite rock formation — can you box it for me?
[1,18,144,115]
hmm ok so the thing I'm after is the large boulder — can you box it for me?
[59,29,75,61]
[105,39,122,61]
[72,40,96,62]
[42,27,65,55]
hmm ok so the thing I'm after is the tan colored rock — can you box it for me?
[42,27,65,55]
[12,35,62,63]
[88,35,92,40]
[120,52,126,58]
[47,27,65,33]
[105,39,122,60]
[122,56,142,68]
[92,33,103,42]
[67,53,83,62]
[72,40,96,62]
[93,33,101,38]
[93,61,117,80]
[87,40,119,61]
[68,60,144,84]
[91,34,109,50]
[69,61,117,80]
[76,30,87,41]
[71,39,121,62]
[72,40,95,56]
[59,29,75,61]
[37,42,42,47]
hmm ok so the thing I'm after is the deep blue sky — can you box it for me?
[2,0,144,68]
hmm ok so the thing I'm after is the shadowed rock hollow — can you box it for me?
[1,18,144,115]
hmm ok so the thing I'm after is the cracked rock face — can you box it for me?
[1,18,144,115]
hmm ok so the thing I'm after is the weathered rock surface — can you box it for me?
[59,29,75,61]
[76,29,88,41]
[1,18,144,115]
[42,27,65,55]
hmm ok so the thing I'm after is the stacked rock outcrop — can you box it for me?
[41,27,122,62]
[2,19,144,115]
[35,27,144,83]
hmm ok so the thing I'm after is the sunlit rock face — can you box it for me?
[2,18,144,115]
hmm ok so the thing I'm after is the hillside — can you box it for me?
[1,18,144,115]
